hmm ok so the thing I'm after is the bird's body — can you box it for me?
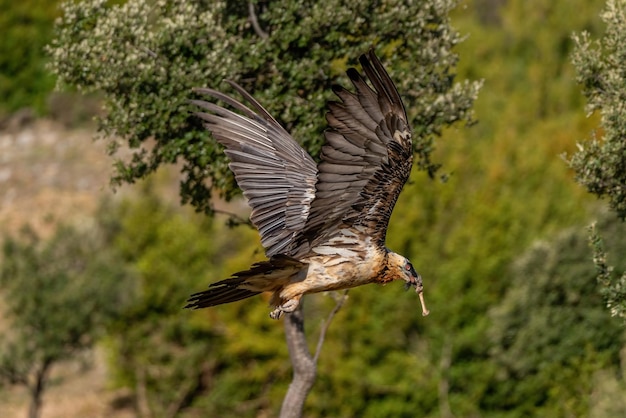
[186,50,429,318]
[271,230,385,292]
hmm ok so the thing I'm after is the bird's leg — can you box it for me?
[280,297,301,313]
[269,296,302,320]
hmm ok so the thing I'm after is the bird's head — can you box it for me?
[387,252,430,316]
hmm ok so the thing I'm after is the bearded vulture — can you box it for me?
[186,50,428,319]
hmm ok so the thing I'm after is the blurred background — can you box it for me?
[1,0,625,417]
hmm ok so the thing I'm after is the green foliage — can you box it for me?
[380,0,618,416]
[48,0,480,214]
[0,222,134,417]
[233,0,482,178]
[570,0,626,323]
[487,214,626,416]
[0,223,134,365]
[589,221,626,320]
[48,0,239,212]
[0,0,61,115]
[32,0,626,417]
[98,187,291,417]
[570,0,626,219]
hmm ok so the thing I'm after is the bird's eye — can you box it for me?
[405,263,411,271]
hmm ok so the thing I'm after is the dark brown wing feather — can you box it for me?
[191,51,410,259]
[191,82,318,257]
[294,50,413,254]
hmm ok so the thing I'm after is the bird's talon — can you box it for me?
[269,298,301,319]
[269,308,283,320]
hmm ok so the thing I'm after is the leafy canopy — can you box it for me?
[571,0,626,322]
[488,213,626,416]
[0,222,135,418]
[571,0,626,219]
[47,0,481,214]
[0,0,61,115]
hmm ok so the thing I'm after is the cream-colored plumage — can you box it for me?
[186,50,428,319]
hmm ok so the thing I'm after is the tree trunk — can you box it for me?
[135,366,153,418]
[280,305,316,418]
[279,291,348,418]
[28,360,51,418]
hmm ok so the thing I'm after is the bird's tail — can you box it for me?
[185,255,305,309]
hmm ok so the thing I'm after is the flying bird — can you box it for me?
[186,50,429,319]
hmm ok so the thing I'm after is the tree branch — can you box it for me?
[313,290,349,364]
[213,208,253,228]
[280,305,315,418]
[280,293,349,417]
[248,2,269,39]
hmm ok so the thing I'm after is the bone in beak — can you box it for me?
[417,289,430,316]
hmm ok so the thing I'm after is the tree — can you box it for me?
[97,188,261,418]
[0,223,135,418]
[0,0,61,116]
[488,213,626,416]
[571,0,626,320]
[47,0,480,214]
[47,0,480,415]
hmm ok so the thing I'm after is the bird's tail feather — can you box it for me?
[185,255,305,309]
[185,286,260,309]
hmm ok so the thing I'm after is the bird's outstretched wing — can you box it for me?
[192,50,411,258]
[190,82,318,257]
[295,50,413,254]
